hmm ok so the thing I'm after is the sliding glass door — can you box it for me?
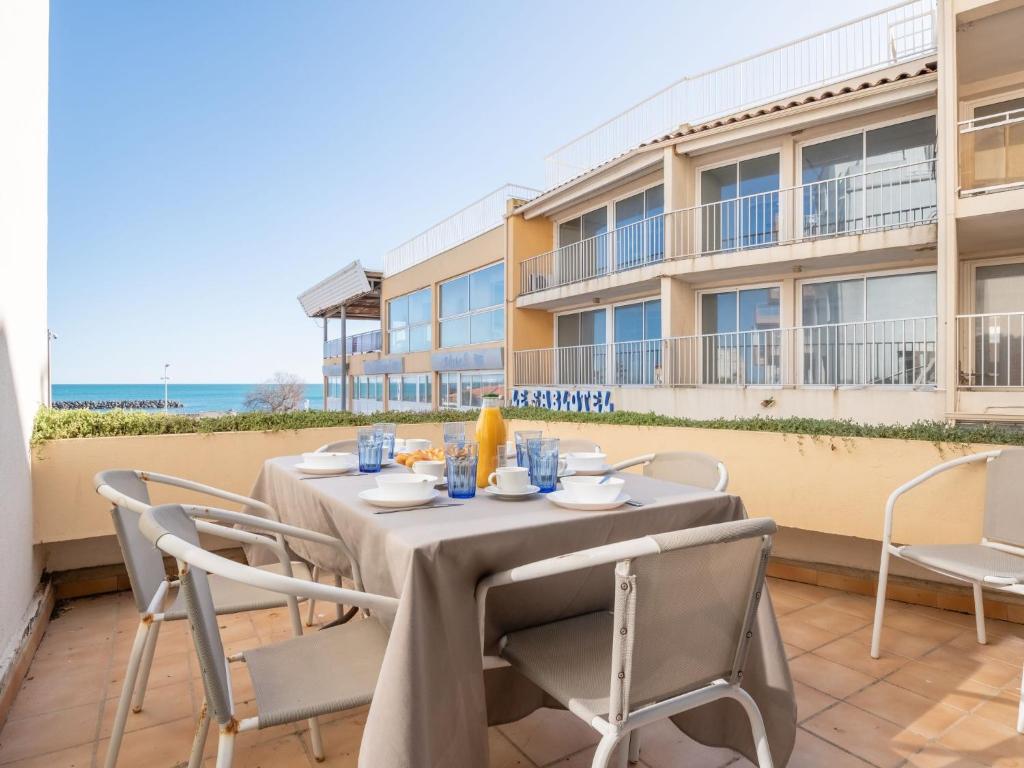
[556,309,607,385]
[700,287,782,385]
[613,299,661,384]
[700,154,780,253]
[614,185,665,269]
[557,207,609,281]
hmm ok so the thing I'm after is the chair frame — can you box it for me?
[94,470,361,766]
[610,452,729,492]
[139,505,399,768]
[475,529,775,768]
[869,449,1024,733]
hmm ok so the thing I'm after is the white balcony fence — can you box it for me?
[520,160,937,295]
[958,108,1024,193]
[383,184,540,277]
[958,312,1024,388]
[543,0,937,188]
[514,317,937,389]
[324,329,383,358]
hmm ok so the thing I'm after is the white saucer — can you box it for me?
[546,490,631,511]
[358,488,439,509]
[564,465,613,477]
[484,485,540,500]
[381,457,396,466]
[294,462,356,476]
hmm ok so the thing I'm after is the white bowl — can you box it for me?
[301,451,356,469]
[412,459,446,478]
[404,438,432,452]
[564,452,608,472]
[374,473,438,500]
[560,475,624,504]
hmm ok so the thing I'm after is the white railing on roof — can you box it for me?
[543,0,937,189]
[384,184,541,277]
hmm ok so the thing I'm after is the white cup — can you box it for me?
[404,438,432,452]
[488,466,530,493]
[411,459,445,480]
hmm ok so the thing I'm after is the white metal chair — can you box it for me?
[610,451,729,492]
[870,448,1024,733]
[94,470,360,767]
[559,438,602,454]
[315,438,357,453]
[476,518,777,768]
[139,503,398,768]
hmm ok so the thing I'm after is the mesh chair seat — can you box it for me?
[899,544,1024,584]
[243,617,389,729]
[502,610,616,722]
[163,561,311,620]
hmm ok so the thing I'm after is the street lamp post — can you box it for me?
[161,363,171,412]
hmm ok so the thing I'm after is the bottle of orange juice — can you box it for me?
[476,394,507,487]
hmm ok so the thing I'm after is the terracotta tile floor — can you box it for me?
[1,578,1021,767]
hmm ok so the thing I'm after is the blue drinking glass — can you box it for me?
[527,437,560,493]
[374,422,397,459]
[357,427,383,473]
[514,430,542,469]
[445,441,479,499]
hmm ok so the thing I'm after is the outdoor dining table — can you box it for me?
[248,455,796,768]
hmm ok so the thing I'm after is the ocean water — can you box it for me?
[52,384,324,414]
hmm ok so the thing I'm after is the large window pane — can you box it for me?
[440,316,470,348]
[739,288,780,332]
[802,279,864,325]
[388,377,400,401]
[614,303,644,342]
[421,375,432,404]
[803,134,863,182]
[470,307,504,344]
[866,272,935,320]
[976,263,1024,313]
[644,299,662,340]
[408,288,431,324]
[557,314,580,347]
[402,378,417,402]
[470,263,503,310]
[645,185,664,217]
[389,328,409,354]
[615,192,645,228]
[701,292,738,335]
[581,309,606,345]
[409,323,431,352]
[866,116,935,170]
[702,289,780,385]
[388,296,408,329]
[440,276,469,318]
[558,218,581,247]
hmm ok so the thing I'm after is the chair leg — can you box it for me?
[286,592,304,639]
[730,686,774,768]
[870,545,892,659]
[972,582,987,645]
[308,716,325,761]
[189,703,211,768]
[215,727,235,768]
[1017,663,1023,734]
[131,619,162,712]
[104,620,151,768]
[334,573,344,621]
[627,729,640,764]
[591,733,624,768]
[306,566,319,626]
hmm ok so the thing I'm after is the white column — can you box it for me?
[936,0,959,419]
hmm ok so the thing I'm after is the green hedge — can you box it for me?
[31,406,1024,446]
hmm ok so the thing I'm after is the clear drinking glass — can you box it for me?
[373,422,397,459]
[443,421,467,444]
[527,437,560,493]
[514,430,542,469]
[497,443,517,468]
[445,441,479,499]
[357,427,384,473]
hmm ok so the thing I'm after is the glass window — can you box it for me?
[614,303,645,342]
[557,309,606,347]
[441,316,470,347]
[438,371,503,409]
[388,376,400,401]
[701,287,781,385]
[470,263,504,311]
[439,262,504,348]
[388,297,408,329]
[615,185,665,268]
[410,324,431,353]
[440,275,470,318]
[421,375,432,404]
[866,272,935,320]
[389,289,430,353]
[408,289,431,325]
[402,377,417,402]
[614,299,661,385]
[866,116,936,170]
[801,279,864,325]
[389,328,409,354]
[976,262,1024,313]
[701,156,779,251]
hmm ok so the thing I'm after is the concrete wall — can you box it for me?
[0,0,49,682]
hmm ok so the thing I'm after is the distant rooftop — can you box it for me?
[543,0,938,189]
[383,183,540,277]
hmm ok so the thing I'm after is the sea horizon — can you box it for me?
[52,383,324,414]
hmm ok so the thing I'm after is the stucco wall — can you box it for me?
[0,0,49,675]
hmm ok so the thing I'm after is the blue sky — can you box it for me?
[48,0,895,384]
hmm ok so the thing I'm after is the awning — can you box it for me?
[297,260,383,319]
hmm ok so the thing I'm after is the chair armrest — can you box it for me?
[609,454,655,472]
[138,471,279,522]
[192,520,293,574]
[881,450,1002,548]
[474,536,660,653]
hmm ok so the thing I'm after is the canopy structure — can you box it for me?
[298,261,383,411]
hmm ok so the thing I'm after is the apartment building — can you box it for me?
[300,185,541,413]
[507,0,1024,426]
[303,0,1024,426]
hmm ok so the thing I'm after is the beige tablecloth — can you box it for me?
[249,456,796,768]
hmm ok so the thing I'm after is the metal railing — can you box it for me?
[958,312,1024,388]
[958,108,1024,194]
[514,316,937,388]
[323,329,383,358]
[543,0,937,188]
[383,184,540,277]
[520,160,937,295]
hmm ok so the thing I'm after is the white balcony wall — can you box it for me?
[0,0,49,679]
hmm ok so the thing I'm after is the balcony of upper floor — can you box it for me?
[518,159,938,309]
[323,328,383,360]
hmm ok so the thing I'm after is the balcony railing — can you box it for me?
[383,184,540,277]
[514,316,937,389]
[520,160,937,295]
[543,0,937,188]
[958,108,1024,194]
[958,312,1024,388]
[324,329,383,358]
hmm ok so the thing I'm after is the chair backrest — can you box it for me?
[559,438,601,454]
[316,439,358,453]
[144,505,235,725]
[95,469,168,614]
[608,517,774,723]
[642,451,727,492]
[984,448,1024,549]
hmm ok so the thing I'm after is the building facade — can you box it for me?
[304,0,1024,426]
